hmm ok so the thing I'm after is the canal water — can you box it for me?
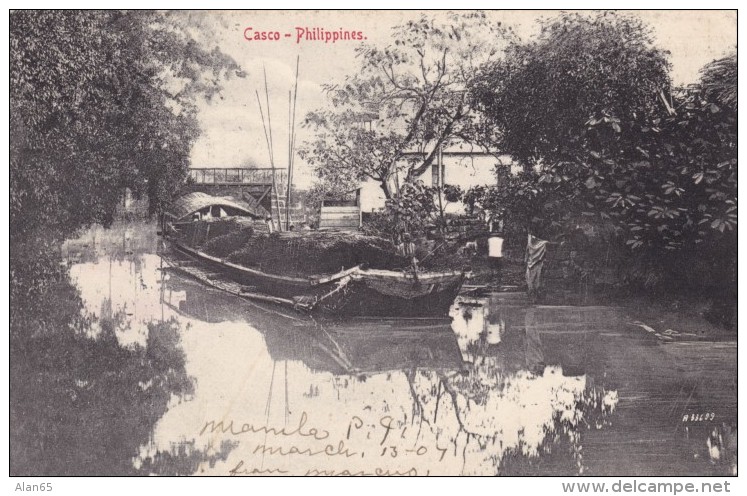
[51,221,736,476]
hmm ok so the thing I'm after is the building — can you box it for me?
[359,146,518,214]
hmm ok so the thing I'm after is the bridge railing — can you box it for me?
[188,168,288,185]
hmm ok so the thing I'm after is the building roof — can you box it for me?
[165,192,260,221]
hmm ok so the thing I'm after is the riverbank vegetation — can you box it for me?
[11,10,240,329]
[10,11,240,474]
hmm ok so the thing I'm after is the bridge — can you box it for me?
[184,167,292,222]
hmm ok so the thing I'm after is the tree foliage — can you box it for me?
[301,12,514,198]
[363,181,464,239]
[473,13,736,270]
[10,10,240,239]
[472,11,671,168]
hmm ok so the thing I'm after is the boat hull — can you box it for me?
[170,242,465,317]
[318,277,464,317]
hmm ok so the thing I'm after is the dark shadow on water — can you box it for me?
[136,439,237,476]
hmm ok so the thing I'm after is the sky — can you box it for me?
[186,10,737,188]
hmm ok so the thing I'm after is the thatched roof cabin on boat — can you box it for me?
[163,192,266,246]
[164,192,263,224]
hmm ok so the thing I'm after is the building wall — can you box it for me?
[359,154,516,213]
[114,188,149,219]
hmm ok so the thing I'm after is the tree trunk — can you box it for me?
[379,179,392,199]
[437,189,445,233]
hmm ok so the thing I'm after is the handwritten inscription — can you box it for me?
[199,411,454,476]
[229,460,424,477]
[200,411,329,440]
[252,440,358,458]
[228,463,289,476]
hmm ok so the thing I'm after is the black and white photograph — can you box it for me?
[8,9,738,478]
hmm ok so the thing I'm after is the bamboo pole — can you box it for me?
[263,66,283,229]
[287,90,292,230]
[255,89,275,222]
[286,56,300,230]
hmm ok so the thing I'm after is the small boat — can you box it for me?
[161,192,467,317]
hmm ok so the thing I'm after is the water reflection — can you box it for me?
[451,295,737,475]
[10,221,229,475]
[140,257,623,475]
[14,221,736,476]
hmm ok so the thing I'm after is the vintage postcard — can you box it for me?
[9,9,737,479]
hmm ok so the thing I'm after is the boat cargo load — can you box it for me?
[163,194,467,317]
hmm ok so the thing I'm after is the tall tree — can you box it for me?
[10,10,241,239]
[472,11,671,169]
[301,12,514,198]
